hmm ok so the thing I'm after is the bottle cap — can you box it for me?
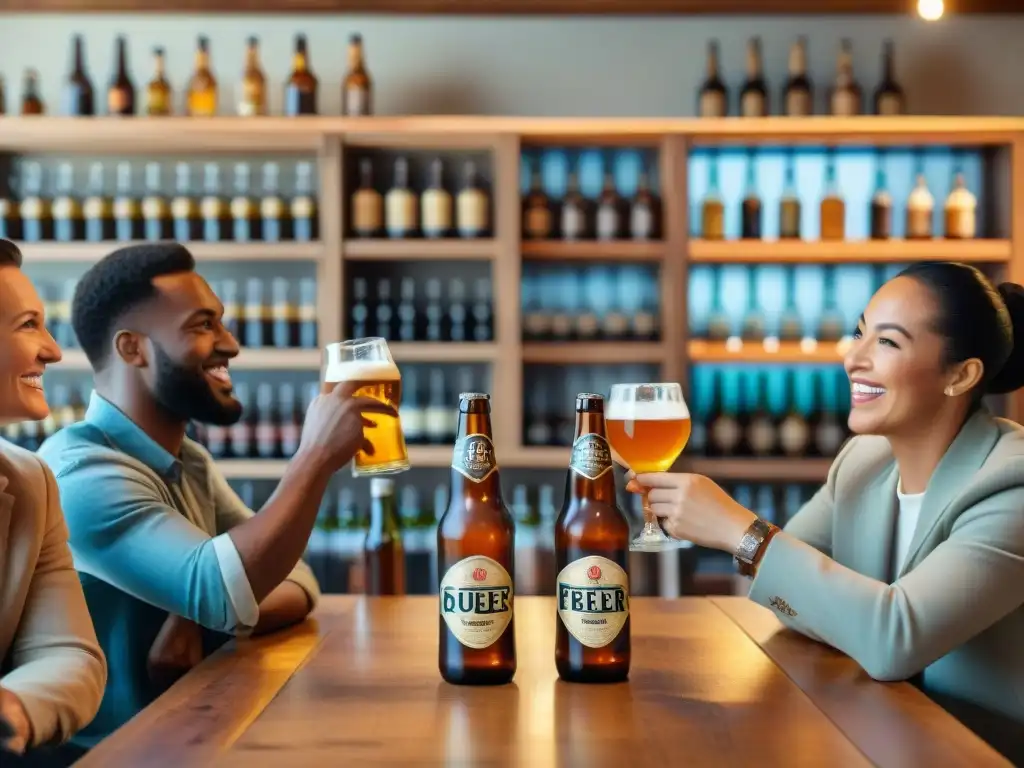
[370,478,394,497]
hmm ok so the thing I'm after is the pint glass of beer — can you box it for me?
[606,382,690,552]
[323,337,410,477]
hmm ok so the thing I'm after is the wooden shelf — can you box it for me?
[343,239,496,260]
[522,342,666,364]
[689,239,1012,264]
[219,460,289,480]
[390,342,498,363]
[19,241,323,263]
[685,458,832,483]
[688,339,849,364]
[55,348,322,372]
[521,240,664,261]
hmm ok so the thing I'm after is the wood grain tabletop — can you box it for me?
[75,596,1011,768]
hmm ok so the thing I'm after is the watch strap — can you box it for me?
[734,518,780,577]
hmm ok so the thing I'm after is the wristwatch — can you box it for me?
[734,517,777,577]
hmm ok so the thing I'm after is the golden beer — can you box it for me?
[323,338,409,476]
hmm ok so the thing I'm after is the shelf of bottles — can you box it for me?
[343,148,495,260]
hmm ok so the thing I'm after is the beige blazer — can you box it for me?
[0,438,106,748]
[749,407,1024,735]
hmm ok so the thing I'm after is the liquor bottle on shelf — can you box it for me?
[298,278,317,348]
[243,278,266,347]
[52,163,83,243]
[777,370,810,458]
[817,268,846,344]
[108,35,135,116]
[740,152,761,239]
[279,383,301,458]
[0,178,20,241]
[705,268,731,342]
[707,371,742,458]
[186,36,217,117]
[745,372,777,458]
[472,277,492,341]
[18,162,49,241]
[21,69,45,115]
[869,158,892,240]
[291,161,318,241]
[399,368,425,445]
[146,47,171,116]
[525,386,554,447]
[284,34,317,117]
[171,162,199,242]
[200,163,228,243]
[83,162,114,242]
[374,278,394,339]
[231,163,259,242]
[740,268,765,343]
[351,157,383,238]
[783,37,813,117]
[350,277,369,338]
[740,37,768,118]
[220,279,240,341]
[239,36,267,117]
[142,162,170,241]
[779,153,801,239]
[424,369,449,445]
[873,40,905,116]
[522,158,553,240]
[630,164,659,240]
[385,157,418,238]
[819,153,845,241]
[365,478,405,596]
[343,33,372,117]
[561,158,589,241]
[906,169,934,240]
[829,39,862,117]
[228,383,254,457]
[777,268,804,343]
[701,154,724,240]
[457,161,489,239]
[424,278,443,341]
[260,162,287,241]
[255,383,278,458]
[698,40,727,118]
[422,158,453,239]
[944,169,977,240]
[813,369,846,458]
[596,158,623,241]
[64,35,95,116]
[396,277,417,341]
[270,277,294,348]
[113,161,141,241]
[447,278,468,342]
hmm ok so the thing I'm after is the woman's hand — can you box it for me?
[0,687,31,754]
[627,472,758,554]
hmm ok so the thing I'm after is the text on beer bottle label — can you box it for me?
[570,433,613,481]
[440,555,514,649]
[557,555,629,649]
[451,433,498,483]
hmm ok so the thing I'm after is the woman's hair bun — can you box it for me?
[987,282,1024,394]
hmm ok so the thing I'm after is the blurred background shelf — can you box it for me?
[520,241,664,261]
[688,239,1012,264]
[688,339,850,363]
[343,239,497,260]
[19,241,324,263]
[390,342,498,362]
[522,342,665,364]
[55,348,322,371]
[684,458,832,483]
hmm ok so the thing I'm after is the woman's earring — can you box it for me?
[945,387,954,396]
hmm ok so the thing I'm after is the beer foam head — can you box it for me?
[324,359,401,383]
[605,397,690,421]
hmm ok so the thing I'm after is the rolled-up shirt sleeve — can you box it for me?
[54,454,259,635]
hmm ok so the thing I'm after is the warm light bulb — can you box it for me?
[918,0,944,20]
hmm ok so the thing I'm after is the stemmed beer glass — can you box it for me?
[606,383,691,552]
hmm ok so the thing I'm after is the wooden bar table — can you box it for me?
[75,597,1011,768]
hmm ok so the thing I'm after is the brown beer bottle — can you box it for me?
[364,478,406,595]
[555,393,631,684]
[437,392,516,685]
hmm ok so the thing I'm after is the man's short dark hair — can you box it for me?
[0,238,23,268]
[72,243,196,370]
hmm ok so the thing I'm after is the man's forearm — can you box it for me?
[253,581,314,636]
[227,447,333,602]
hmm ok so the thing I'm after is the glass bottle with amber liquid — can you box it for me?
[873,40,905,116]
[707,370,742,458]
[944,168,977,240]
[698,40,727,117]
[819,153,845,241]
[421,158,453,239]
[343,34,372,116]
[0,172,22,241]
[19,162,50,241]
[113,161,141,241]
[142,162,170,241]
[385,157,417,239]
[630,164,659,240]
[522,158,552,240]
[107,35,135,116]
[21,69,44,115]
[291,161,318,241]
[817,268,846,344]
[779,152,801,239]
[705,268,731,342]
[171,162,199,242]
[52,163,83,242]
[456,161,489,239]
[284,34,317,116]
[238,37,267,117]
[146,48,172,116]
[740,267,765,342]
[200,163,229,242]
[351,157,383,238]
[595,160,623,241]
[740,37,768,117]
[83,162,114,242]
[186,36,217,117]
[63,35,95,116]
[783,37,813,116]
[777,268,803,343]
[560,157,589,241]
[869,159,892,240]
[906,166,934,240]
[701,153,724,240]
[231,163,260,242]
[744,372,777,458]
[260,162,288,242]
[829,39,862,116]
[437,392,516,686]
[364,478,405,595]
[740,152,761,239]
[555,393,630,684]
[777,370,810,459]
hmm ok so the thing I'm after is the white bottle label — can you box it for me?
[440,555,513,649]
[779,414,809,455]
[596,206,619,240]
[556,555,629,649]
[630,206,653,240]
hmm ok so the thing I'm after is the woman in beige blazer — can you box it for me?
[631,261,1024,759]
[0,239,106,759]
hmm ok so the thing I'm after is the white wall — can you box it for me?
[0,14,1022,117]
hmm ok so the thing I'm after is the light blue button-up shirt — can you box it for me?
[38,392,321,747]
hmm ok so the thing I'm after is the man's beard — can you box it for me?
[150,343,243,426]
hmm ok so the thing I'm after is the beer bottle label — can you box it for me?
[569,433,613,481]
[557,555,629,649]
[451,433,497,483]
[439,555,514,649]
